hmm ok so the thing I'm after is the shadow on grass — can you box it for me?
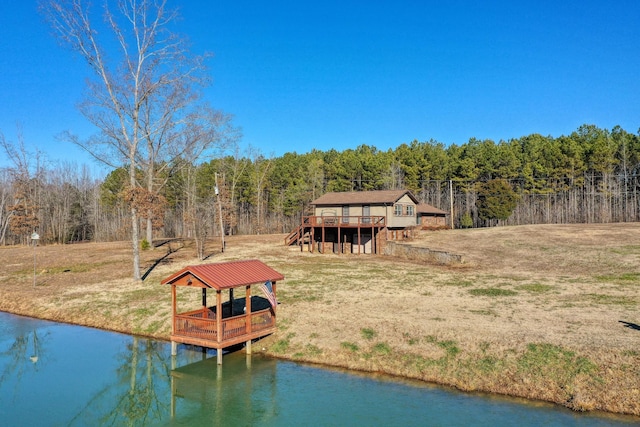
[203,241,225,261]
[202,251,218,261]
[141,240,183,281]
[141,239,224,279]
[619,320,640,331]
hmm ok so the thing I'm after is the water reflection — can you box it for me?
[1,312,638,426]
[72,337,170,426]
[0,328,46,394]
[170,351,278,425]
[0,314,172,426]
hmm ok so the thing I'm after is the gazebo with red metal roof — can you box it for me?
[161,259,284,364]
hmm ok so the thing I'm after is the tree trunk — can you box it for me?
[131,205,141,281]
[146,215,154,249]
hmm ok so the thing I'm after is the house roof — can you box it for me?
[311,190,418,206]
[416,203,447,215]
[161,259,284,290]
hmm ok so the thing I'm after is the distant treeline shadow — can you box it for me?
[619,320,640,331]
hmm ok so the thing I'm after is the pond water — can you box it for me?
[0,312,637,426]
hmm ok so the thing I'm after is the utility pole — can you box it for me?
[449,180,455,229]
[215,173,225,252]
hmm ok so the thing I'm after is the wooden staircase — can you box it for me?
[284,226,302,246]
[285,217,315,246]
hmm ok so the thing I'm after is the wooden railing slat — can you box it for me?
[174,308,274,344]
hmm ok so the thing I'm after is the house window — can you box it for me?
[362,205,370,223]
[342,206,349,224]
[394,204,414,216]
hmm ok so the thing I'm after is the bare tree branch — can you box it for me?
[40,0,235,279]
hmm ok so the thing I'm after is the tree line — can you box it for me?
[3,1,639,283]
[2,123,639,248]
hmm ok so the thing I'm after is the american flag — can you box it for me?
[259,280,277,308]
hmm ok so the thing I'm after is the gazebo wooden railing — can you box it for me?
[173,307,275,346]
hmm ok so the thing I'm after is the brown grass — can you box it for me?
[0,224,639,416]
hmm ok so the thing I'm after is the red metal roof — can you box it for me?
[161,259,284,290]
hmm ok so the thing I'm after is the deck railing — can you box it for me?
[303,215,386,227]
[174,307,275,344]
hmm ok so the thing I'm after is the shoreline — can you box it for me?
[2,305,639,422]
[0,225,638,417]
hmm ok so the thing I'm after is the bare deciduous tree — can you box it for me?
[0,129,43,244]
[0,169,13,245]
[41,0,235,280]
[250,151,272,235]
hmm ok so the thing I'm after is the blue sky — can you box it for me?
[1,1,639,175]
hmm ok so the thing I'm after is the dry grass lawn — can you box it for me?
[0,224,639,416]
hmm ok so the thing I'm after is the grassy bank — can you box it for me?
[0,224,638,416]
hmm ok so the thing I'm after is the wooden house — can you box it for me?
[161,259,284,364]
[285,189,446,254]
[312,189,419,228]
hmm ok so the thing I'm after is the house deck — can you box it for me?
[285,215,387,254]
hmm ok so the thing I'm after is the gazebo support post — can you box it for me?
[245,285,252,354]
[171,284,177,355]
[216,290,223,365]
